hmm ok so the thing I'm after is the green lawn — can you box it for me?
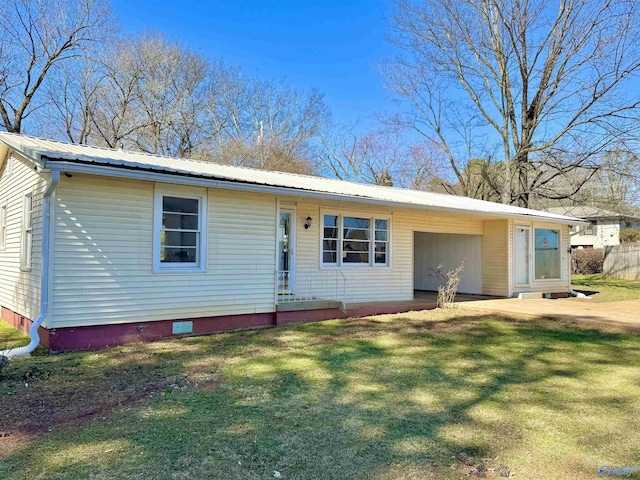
[572,274,640,302]
[1,310,640,479]
[0,320,30,350]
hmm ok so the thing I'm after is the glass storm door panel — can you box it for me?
[278,209,295,293]
[515,226,531,286]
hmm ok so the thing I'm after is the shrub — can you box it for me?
[620,228,640,244]
[572,248,604,275]
[431,262,464,308]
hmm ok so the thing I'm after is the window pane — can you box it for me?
[375,242,387,253]
[344,252,369,263]
[163,196,198,214]
[375,219,387,230]
[343,240,369,253]
[323,227,338,239]
[343,228,370,240]
[323,215,338,227]
[534,229,560,279]
[323,240,337,250]
[375,253,386,264]
[343,217,370,229]
[161,247,198,263]
[375,230,387,241]
[323,251,337,263]
[162,231,197,247]
[163,213,199,230]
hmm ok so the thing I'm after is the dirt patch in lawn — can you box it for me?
[0,348,200,459]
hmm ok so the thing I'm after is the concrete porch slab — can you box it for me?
[276,300,343,312]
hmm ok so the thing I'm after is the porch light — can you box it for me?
[305,216,312,229]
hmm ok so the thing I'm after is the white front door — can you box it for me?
[515,225,531,286]
[278,208,295,293]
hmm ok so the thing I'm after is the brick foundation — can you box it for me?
[0,299,462,352]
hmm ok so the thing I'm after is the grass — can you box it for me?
[0,321,47,355]
[572,274,640,302]
[1,310,640,479]
[0,320,30,351]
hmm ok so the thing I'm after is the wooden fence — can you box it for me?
[604,244,640,280]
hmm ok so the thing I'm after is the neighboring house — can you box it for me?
[0,133,582,352]
[545,206,640,249]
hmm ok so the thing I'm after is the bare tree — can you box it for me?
[204,75,329,174]
[31,26,328,175]
[384,0,640,207]
[318,123,411,185]
[0,0,111,133]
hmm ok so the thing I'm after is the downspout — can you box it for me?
[1,170,60,357]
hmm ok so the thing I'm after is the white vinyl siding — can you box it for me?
[294,198,485,303]
[482,220,510,297]
[0,153,46,323]
[51,175,276,328]
[48,173,574,329]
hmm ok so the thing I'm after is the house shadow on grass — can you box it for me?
[1,312,640,479]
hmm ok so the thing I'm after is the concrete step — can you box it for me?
[517,292,543,300]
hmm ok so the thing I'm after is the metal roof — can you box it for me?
[546,206,640,221]
[0,132,583,224]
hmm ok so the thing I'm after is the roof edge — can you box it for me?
[47,158,588,225]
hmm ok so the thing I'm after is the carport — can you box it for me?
[414,232,483,295]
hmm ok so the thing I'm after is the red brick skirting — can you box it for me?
[0,300,456,352]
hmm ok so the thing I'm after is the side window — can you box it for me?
[374,219,388,265]
[534,228,560,280]
[0,203,7,250]
[20,192,33,270]
[584,222,595,235]
[154,191,206,271]
[322,214,338,264]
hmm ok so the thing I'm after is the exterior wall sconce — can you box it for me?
[305,216,312,229]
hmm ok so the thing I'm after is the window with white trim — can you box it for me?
[154,192,206,271]
[322,213,390,267]
[0,203,6,250]
[21,192,33,270]
[534,228,560,280]
[583,221,595,235]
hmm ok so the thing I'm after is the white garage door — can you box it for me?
[414,232,483,294]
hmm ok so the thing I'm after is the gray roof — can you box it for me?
[545,206,640,220]
[0,132,583,225]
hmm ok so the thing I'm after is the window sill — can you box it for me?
[20,267,32,273]
[153,266,207,274]
[321,264,392,270]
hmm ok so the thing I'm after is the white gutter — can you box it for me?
[1,171,59,357]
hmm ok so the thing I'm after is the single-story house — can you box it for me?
[0,133,582,352]
[545,206,640,249]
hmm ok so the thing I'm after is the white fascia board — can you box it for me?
[45,159,587,226]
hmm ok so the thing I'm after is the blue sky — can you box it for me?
[111,0,396,126]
